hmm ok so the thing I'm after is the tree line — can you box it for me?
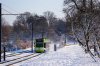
[1,11,71,51]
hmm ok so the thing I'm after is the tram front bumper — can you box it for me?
[35,47,45,53]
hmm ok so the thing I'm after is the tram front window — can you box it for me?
[36,42,43,47]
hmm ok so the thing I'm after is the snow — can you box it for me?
[2,53,32,61]
[13,44,100,66]
[1,47,33,62]
[1,53,39,66]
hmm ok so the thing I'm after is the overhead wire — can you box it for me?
[2,8,13,14]
[2,8,26,16]
[1,3,25,16]
[2,3,20,14]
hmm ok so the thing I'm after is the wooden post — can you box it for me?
[54,44,56,51]
[3,46,6,61]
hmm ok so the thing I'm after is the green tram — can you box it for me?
[34,38,48,53]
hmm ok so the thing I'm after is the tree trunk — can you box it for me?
[86,40,89,52]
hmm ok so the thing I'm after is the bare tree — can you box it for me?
[1,18,11,42]
[63,0,100,58]
[43,11,57,40]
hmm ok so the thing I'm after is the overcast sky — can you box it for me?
[0,0,65,25]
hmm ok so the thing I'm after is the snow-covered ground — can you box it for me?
[11,44,100,66]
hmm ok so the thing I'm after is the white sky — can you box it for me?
[0,0,65,25]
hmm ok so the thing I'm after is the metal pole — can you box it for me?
[42,32,44,39]
[31,23,33,52]
[65,22,67,45]
[2,14,26,15]
[65,33,66,44]
[0,3,2,62]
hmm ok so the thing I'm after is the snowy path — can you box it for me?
[18,44,100,66]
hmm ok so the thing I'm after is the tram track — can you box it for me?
[0,53,42,66]
[1,53,21,59]
[7,53,42,66]
[1,50,32,58]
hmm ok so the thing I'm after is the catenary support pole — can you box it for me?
[31,22,33,52]
[0,3,2,62]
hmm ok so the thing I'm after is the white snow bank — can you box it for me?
[16,45,100,66]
